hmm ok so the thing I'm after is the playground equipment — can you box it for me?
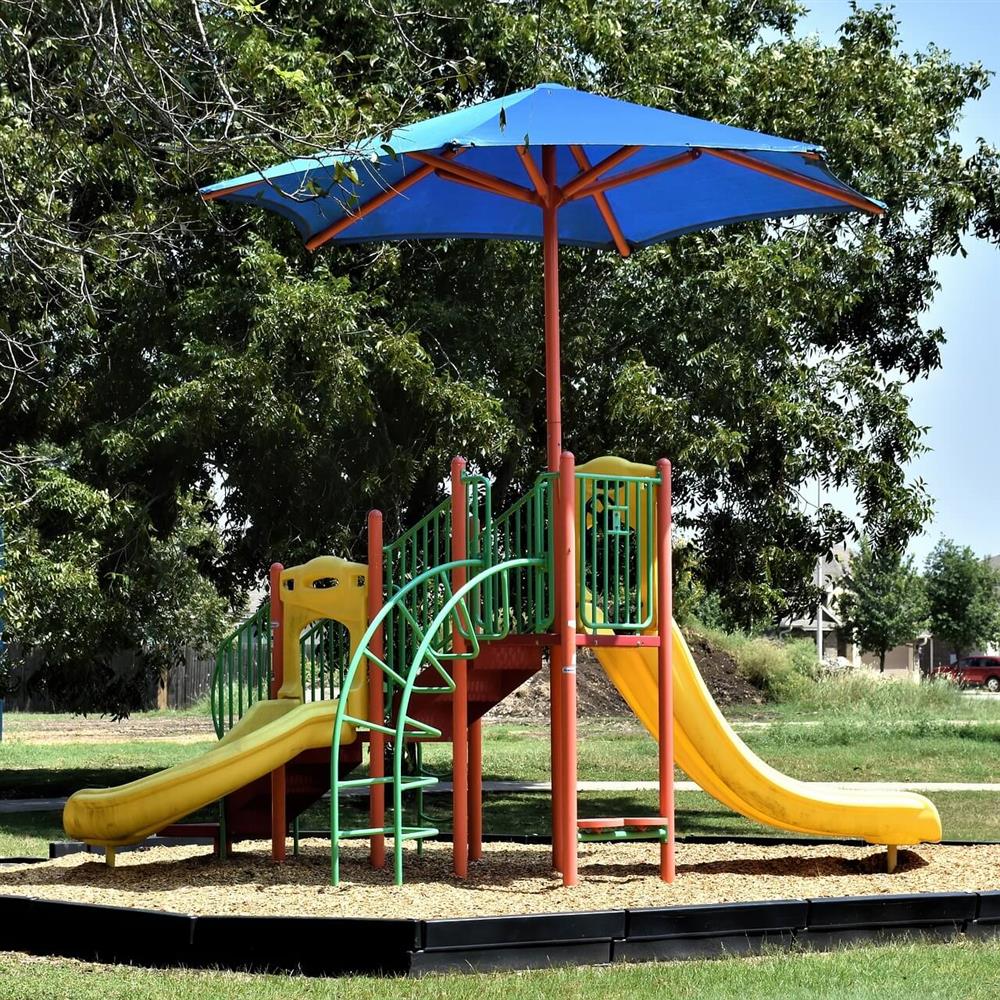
[65,83,942,887]
[64,453,941,883]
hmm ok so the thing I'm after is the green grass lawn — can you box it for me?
[4,713,997,857]
[1,939,998,999]
[0,740,214,798]
[4,721,998,799]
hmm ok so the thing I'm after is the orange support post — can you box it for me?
[367,511,386,869]
[543,145,564,872]
[558,450,578,886]
[469,718,483,860]
[450,457,469,878]
[542,146,561,475]
[269,562,286,863]
[656,460,675,882]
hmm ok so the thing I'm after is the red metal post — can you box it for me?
[367,511,386,869]
[550,478,564,872]
[268,562,286,863]
[469,718,483,860]
[542,146,561,474]
[450,457,469,877]
[559,450,578,886]
[656,459,675,882]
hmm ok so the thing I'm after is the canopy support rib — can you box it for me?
[305,150,462,251]
[516,146,549,200]
[569,150,700,200]
[408,152,540,204]
[700,148,884,215]
[560,145,641,200]
[569,146,630,257]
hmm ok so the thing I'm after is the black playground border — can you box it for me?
[1,879,997,975]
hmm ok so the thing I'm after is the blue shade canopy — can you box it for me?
[201,83,883,254]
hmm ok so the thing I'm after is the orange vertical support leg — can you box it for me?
[469,717,483,861]
[451,457,469,878]
[269,563,286,863]
[558,450,578,886]
[656,459,675,883]
[367,511,386,869]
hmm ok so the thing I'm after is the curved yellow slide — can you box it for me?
[595,622,942,846]
[63,699,354,847]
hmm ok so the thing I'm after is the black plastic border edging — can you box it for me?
[0,890,996,976]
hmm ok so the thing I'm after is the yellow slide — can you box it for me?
[595,623,942,846]
[64,555,369,849]
[63,699,355,847]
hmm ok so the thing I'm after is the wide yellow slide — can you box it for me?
[63,699,354,848]
[596,622,942,846]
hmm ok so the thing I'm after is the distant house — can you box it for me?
[780,542,922,679]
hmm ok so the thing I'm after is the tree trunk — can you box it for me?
[879,650,886,674]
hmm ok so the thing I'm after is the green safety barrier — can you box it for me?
[576,472,658,633]
[211,603,350,737]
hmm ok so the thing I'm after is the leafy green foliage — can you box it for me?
[838,539,929,672]
[1,1,998,710]
[924,539,1000,658]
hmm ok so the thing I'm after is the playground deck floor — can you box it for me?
[3,840,997,919]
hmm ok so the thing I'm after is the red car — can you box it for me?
[935,656,1000,692]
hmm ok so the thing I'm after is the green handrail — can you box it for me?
[329,556,541,884]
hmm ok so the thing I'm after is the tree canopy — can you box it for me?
[837,538,928,672]
[2,1,998,706]
[924,539,1000,659]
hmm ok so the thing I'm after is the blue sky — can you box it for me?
[797,2,999,563]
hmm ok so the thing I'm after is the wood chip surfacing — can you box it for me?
[3,841,998,919]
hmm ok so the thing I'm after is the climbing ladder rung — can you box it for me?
[336,825,440,841]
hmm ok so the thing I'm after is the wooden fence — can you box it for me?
[1,645,216,711]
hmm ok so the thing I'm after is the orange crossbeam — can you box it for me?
[560,144,642,200]
[570,145,630,258]
[408,151,540,205]
[305,151,461,251]
[516,146,549,200]
[569,149,700,200]
[201,179,264,201]
[700,147,884,215]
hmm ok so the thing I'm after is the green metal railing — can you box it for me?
[212,603,272,738]
[473,472,556,635]
[576,472,658,633]
[212,604,351,737]
[383,498,453,685]
[329,556,540,885]
[299,618,350,702]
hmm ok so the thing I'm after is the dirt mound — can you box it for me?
[683,633,764,707]
[486,632,762,723]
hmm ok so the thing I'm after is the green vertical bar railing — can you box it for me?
[576,472,658,633]
[211,602,273,738]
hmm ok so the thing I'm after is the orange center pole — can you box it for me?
[558,450,578,886]
[542,146,561,475]
[543,145,565,873]
[367,511,386,869]
[269,562,286,863]
[656,459,675,882]
[450,456,469,877]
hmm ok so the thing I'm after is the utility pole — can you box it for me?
[815,481,824,662]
